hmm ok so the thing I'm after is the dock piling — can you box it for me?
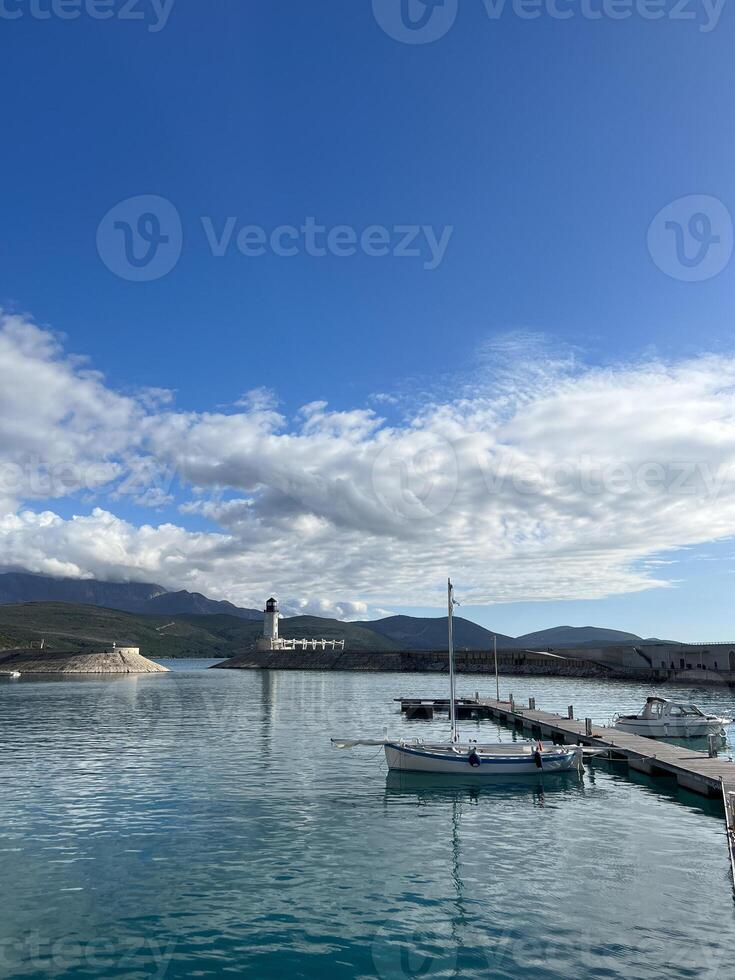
[567,705,574,720]
[406,703,434,720]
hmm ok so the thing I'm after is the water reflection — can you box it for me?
[383,768,584,803]
[1,665,734,979]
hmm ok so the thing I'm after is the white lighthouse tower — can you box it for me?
[254,596,345,653]
[263,596,279,644]
[257,597,283,651]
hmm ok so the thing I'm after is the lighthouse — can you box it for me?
[254,596,345,653]
[263,596,279,644]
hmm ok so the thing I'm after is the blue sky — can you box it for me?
[1,1,735,639]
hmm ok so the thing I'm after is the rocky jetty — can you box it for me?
[0,646,168,674]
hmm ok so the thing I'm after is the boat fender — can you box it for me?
[468,749,481,767]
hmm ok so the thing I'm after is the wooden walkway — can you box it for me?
[398,695,735,798]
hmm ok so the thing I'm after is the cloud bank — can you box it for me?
[2,310,735,613]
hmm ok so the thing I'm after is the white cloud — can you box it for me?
[3,311,735,611]
[234,386,280,412]
[0,311,145,509]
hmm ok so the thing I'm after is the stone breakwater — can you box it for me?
[212,648,735,686]
[0,648,168,673]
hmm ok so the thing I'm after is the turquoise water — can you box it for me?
[1,663,734,979]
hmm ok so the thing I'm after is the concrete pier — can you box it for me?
[215,647,735,686]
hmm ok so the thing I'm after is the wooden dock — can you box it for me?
[398,695,735,798]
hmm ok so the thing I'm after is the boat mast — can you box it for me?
[448,578,458,743]
[494,633,499,702]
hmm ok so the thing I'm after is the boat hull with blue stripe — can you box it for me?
[384,740,581,775]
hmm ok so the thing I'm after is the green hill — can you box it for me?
[0,572,262,619]
[0,602,234,658]
[0,603,398,658]
[355,614,517,651]
[514,626,668,648]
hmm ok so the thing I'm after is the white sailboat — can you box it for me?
[333,580,583,776]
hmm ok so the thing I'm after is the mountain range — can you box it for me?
[0,572,262,619]
[0,572,670,652]
[355,615,518,651]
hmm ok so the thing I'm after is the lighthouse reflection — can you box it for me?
[258,669,278,760]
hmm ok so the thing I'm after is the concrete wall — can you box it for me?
[537,642,735,674]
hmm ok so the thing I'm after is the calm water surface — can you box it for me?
[1,663,734,979]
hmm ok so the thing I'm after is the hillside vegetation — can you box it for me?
[0,603,399,658]
[357,615,517,651]
[0,572,262,619]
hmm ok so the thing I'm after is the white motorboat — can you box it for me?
[614,697,730,738]
[333,580,583,776]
